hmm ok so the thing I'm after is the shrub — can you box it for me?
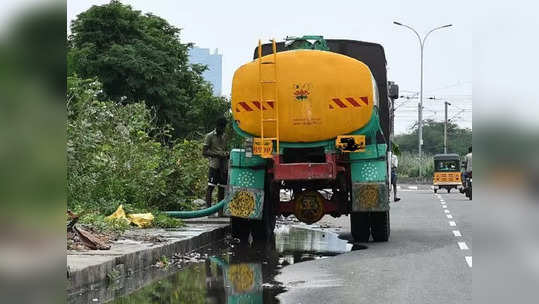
[397,152,434,178]
[67,76,208,219]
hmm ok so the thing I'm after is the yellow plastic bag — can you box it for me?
[127,213,154,228]
[105,204,129,223]
[106,205,154,227]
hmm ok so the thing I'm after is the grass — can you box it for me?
[397,152,434,179]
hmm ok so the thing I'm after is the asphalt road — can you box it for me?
[276,185,472,304]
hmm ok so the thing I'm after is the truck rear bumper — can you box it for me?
[271,154,341,180]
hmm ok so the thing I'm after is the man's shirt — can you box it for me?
[203,130,228,169]
[391,154,399,169]
[465,153,472,172]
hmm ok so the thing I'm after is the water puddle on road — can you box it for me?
[70,225,363,304]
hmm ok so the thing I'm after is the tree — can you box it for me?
[68,0,228,138]
[394,119,472,156]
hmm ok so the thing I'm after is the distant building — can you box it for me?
[188,47,222,96]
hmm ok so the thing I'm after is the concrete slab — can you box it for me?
[67,255,116,271]
[182,216,230,224]
[67,222,229,292]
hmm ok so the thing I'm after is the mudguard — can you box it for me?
[223,149,267,219]
[350,144,390,212]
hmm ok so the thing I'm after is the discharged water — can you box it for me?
[69,224,360,304]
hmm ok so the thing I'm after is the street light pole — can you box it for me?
[444,101,451,153]
[393,21,452,178]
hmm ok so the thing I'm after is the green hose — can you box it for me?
[209,256,227,268]
[165,200,226,219]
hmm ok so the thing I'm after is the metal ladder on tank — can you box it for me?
[257,39,279,158]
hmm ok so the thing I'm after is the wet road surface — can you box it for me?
[69,224,362,304]
[70,186,471,303]
[277,186,472,304]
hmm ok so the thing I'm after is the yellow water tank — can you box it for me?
[231,49,377,142]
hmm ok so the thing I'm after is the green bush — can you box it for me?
[397,152,434,178]
[78,212,131,235]
[67,76,208,217]
[154,139,209,211]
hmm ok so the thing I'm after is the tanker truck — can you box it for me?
[222,36,398,242]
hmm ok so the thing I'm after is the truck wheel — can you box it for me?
[231,217,251,241]
[447,188,451,193]
[252,203,276,240]
[252,181,277,240]
[468,189,472,200]
[434,189,438,194]
[351,212,370,242]
[370,211,390,242]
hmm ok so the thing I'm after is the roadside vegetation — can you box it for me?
[394,120,472,180]
[67,76,206,230]
[67,1,238,232]
[396,152,434,179]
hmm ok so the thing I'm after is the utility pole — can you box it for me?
[444,101,451,153]
[393,21,452,179]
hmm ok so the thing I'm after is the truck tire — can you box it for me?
[252,202,276,240]
[351,212,370,242]
[252,181,277,240]
[370,211,390,242]
[447,188,451,193]
[231,217,251,241]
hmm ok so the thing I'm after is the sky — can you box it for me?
[67,0,472,135]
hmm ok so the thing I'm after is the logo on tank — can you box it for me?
[293,83,312,101]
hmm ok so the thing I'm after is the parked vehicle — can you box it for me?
[223,36,398,242]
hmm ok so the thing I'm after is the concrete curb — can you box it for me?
[66,223,229,293]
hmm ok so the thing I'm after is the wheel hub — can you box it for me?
[293,190,325,224]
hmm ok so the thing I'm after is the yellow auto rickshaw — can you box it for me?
[433,154,462,193]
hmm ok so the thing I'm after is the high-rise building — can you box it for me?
[188,47,222,96]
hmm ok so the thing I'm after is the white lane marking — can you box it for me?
[442,205,447,209]
[446,214,453,219]
[441,201,446,205]
[397,186,401,190]
[440,200,446,203]
[458,242,469,250]
[465,256,472,268]
[444,209,450,213]
[453,230,462,237]
[449,221,457,226]
[409,186,418,190]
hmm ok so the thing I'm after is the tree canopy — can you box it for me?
[68,0,228,138]
[394,119,472,156]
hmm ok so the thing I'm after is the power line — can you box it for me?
[424,81,472,93]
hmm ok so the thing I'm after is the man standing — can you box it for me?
[465,146,472,174]
[203,117,229,215]
[391,153,401,202]
[463,146,472,182]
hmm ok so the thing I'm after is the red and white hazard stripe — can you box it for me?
[236,101,275,112]
[329,96,369,109]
